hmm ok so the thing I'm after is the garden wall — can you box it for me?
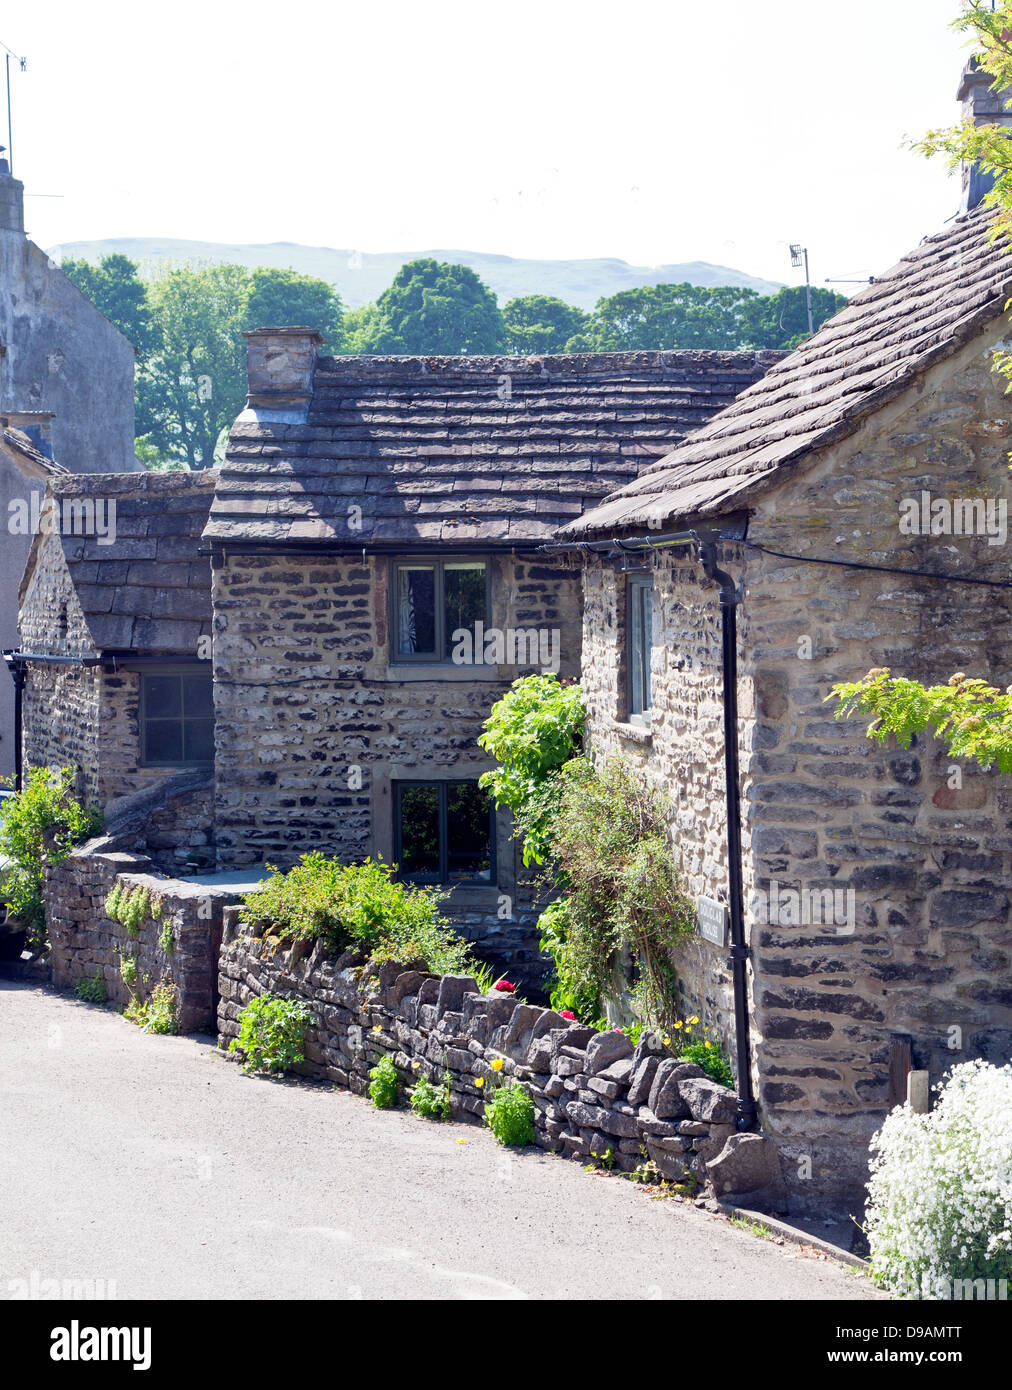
[217,911,788,1212]
[46,841,227,1032]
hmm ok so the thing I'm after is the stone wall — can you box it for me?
[578,329,1012,1217]
[212,547,582,988]
[217,913,786,1211]
[47,842,226,1032]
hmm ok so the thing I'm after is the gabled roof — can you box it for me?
[561,205,1012,538]
[32,472,216,653]
[204,350,781,547]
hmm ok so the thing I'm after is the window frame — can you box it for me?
[138,664,215,769]
[392,778,497,885]
[388,555,491,664]
[626,572,654,723]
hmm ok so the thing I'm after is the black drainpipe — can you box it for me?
[693,535,758,1132]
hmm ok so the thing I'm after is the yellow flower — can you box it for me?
[673,1021,683,1031]
[491,1058,504,1072]
[475,1076,485,1088]
[372,1025,381,1033]
[688,1016,699,1026]
[411,1060,420,1069]
[456,1138,467,1145]
[662,1037,670,1046]
[704,1041,713,1049]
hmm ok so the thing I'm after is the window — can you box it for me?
[627,574,654,720]
[392,558,487,661]
[393,780,495,884]
[140,668,214,766]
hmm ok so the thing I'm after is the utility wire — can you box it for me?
[736,539,1012,591]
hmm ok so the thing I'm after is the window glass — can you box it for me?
[398,784,441,879]
[397,565,437,656]
[629,577,654,718]
[443,563,486,658]
[141,670,214,766]
[447,782,492,881]
[396,781,493,883]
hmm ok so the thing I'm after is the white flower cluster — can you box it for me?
[865,1059,1012,1299]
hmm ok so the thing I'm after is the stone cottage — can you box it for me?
[20,345,776,983]
[557,198,1012,1213]
[1,156,139,774]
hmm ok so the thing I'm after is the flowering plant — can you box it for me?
[494,979,515,993]
[865,1061,1012,1298]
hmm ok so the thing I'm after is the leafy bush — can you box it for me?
[0,766,101,950]
[239,854,480,977]
[369,1055,400,1109]
[537,758,694,1029]
[538,897,600,1019]
[483,1077,535,1147]
[119,953,138,989]
[229,993,316,1075]
[478,674,585,865]
[677,1037,734,1088]
[125,983,178,1035]
[829,669,1012,772]
[410,1070,452,1121]
[159,918,174,954]
[865,1061,1012,1299]
[75,973,107,1004]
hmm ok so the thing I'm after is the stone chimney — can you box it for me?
[958,57,1012,213]
[0,152,24,233]
[243,327,323,410]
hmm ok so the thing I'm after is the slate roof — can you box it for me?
[561,205,1012,538]
[1,426,69,477]
[39,471,216,653]
[205,350,781,547]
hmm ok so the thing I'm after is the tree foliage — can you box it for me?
[502,294,588,353]
[61,253,156,361]
[829,669,1012,772]
[354,258,505,354]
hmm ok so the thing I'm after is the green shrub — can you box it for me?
[229,993,316,1074]
[159,917,173,954]
[369,1055,400,1109]
[104,882,123,921]
[678,1038,734,1088]
[478,673,585,866]
[119,953,138,989]
[239,854,480,978]
[125,983,177,1035]
[483,1077,535,1147]
[75,973,107,1004]
[410,1070,452,1120]
[0,766,101,951]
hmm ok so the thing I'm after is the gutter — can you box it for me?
[537,530,759,1132]
[2,651,104,792]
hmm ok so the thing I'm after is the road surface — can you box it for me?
[0,980,877,1301]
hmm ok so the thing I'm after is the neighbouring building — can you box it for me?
[1,156,139,774]
[557,191,1012,1212]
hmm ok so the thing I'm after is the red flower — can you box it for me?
[559,1010,576,1021]
[494,980,515,993]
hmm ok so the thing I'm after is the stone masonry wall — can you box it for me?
[217,912,786,1211]
[212,548,583,989]
[47,843,226,1032]
[579,331,1012,1218]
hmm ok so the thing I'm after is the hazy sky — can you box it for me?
[6,0,971,288]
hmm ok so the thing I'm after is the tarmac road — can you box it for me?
[0,980,877,1301]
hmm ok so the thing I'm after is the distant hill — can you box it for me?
[46,237,783,310]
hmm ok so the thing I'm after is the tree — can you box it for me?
[61,253,155,361]
[355,258,505,354]
[245,266,344,354]
[139,263,250,469]
[501,295,587,354]
[572,283,761,352]
[744,285,848,350]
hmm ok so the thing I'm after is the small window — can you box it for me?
[140,668,214,767]
[394,780,495,884]
[627,574,654,720]
[392,558,487,661]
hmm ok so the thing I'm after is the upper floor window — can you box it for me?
[627,574,654,722]
[392,558,487,662]
[393,780,495,884]
[140,667,214,766]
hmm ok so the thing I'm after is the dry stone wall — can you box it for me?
[47,842,226,1032]
[217,911,786,1211]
